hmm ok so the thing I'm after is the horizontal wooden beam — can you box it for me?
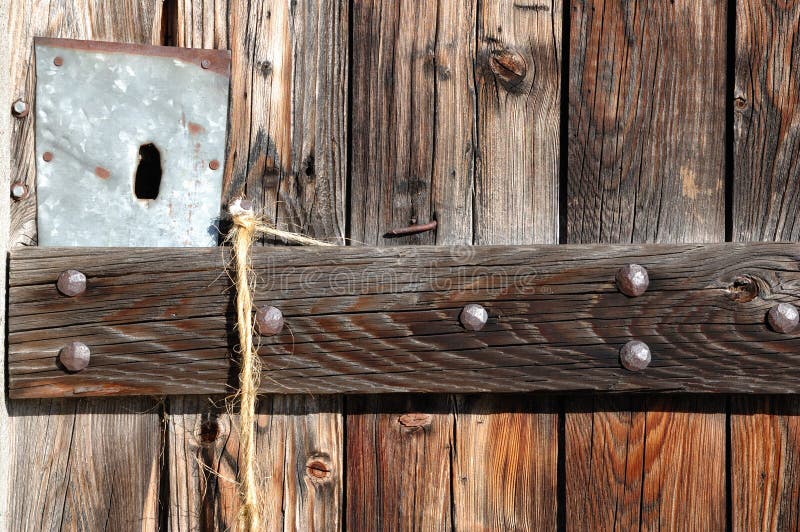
[8,243,800,398]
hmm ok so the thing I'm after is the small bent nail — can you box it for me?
[384,220,438,238]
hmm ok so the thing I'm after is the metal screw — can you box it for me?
[53,56,64,67]
[256,305,284,336]
[620,340,651,371]
[11,99,29,118]
[768,303,799,334]
[10,182,28,200]
[201,59,211,69]
[460,303,488,331]
[616,264,649,297]
[209,159,220,170]
[42,151,54,162]
[57,269,87,297]
[59,341,90,372]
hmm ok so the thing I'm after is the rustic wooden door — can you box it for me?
[2,0,799,530]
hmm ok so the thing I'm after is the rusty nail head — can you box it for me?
[616,264,649,297]
[201,59,211,69]
[209,159,220,170]
[460,303,488,331]
[57,269,87,297]
[59,341,90,372]
[768,303,799,334]
[620,340,651,371]
[11,99,29,118]
[53,56,64,67]
[42,151,54,162]
[11,182,28,200]
[256,305,284,336]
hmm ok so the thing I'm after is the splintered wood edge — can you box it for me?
[7,243,800,398]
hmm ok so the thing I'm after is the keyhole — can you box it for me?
[134,143,162,200]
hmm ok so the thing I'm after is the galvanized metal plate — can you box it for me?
[34,38,230,247]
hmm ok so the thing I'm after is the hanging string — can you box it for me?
[227,198,333,531]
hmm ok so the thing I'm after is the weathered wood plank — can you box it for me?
[166,1,347,529]
[346,0,472,525]
[732,1,800,528]
[568,0,726,244]
[10,243,800,397]
[0,0,11,525]
[452,1,562,529]
[5,2,164,529]
[566,0,727,528]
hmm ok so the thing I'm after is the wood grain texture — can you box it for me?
[5,2,164,529]
[731,2,800,529]
[568,0,726,244]
[11,243,800,397]
[733,0,800,242]
[166,1,347,529]
[566,0,727,528]
[474,0,561,245]
[346,0,476,527]
[0,0,11,525]
[452,1,561,529]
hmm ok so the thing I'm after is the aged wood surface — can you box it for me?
[10,243,800,398]
[566,0,727,528]
[6,2,164,530]
[452,1,561,530]
[0,0,10,525]
[166,1,347,529]
[346,0,469,525]
[732,1,800,528]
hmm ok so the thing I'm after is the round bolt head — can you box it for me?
[616,264,649,297]
[57,269,87,297]
[460,303,488,331]
[11,99,29,118]
[42,151,54,162]
[59,341,90,372]
[256,305,284,336]
[209,159,220,170]
[53,56,64,66]
[201,59,211,69]
[620,340,651,372]
[10,182,28,200]
[768,303,800,334]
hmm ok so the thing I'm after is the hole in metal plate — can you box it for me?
[134,143,162,200]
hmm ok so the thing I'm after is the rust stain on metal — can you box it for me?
[94,166,110,179]
[187,121,205,135]
[34,37,231,77]
[53,56,63,66]
[42,151,53,162]
[209,159,221,171]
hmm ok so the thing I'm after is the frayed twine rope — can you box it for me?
[227,198,333,531]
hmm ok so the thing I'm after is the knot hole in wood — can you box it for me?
[305,454,333,483]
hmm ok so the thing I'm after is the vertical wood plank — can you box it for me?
[346,0,476,528]
[6,2,164,529]
[452,1,561,530]
[167,0,347,529]
[566,0,727,529]
[473,0,561,246]
[0,0,11,525]
[732,1,800,529]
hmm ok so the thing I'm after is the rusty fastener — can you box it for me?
[11,99,29,118]
[256,305,284,336]
[620,340,651,371]
[53,56,64,67]
[768,303,799,334]
[10,182,28,200]
[57,269,87,297]
[209,159,220,170]
[616,264,649,297]
[385,220,437,237]
[42,151,54,162]
[201,59,211,69]
[460,303,488,331]
[59,341,90,372]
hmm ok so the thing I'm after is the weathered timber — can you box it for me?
[6,2,164,529]
[731,0,800,527]
[566,0,727,527]
[8,243,800,398]
[166,1,348,529]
